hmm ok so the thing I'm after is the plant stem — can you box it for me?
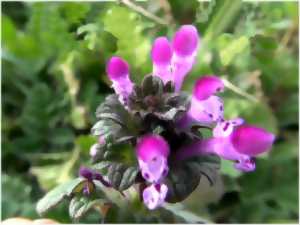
[221,76,259,103]
[120,0,169,26]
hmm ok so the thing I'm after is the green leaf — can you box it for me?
[69,196,109,221]
[250,35,278,64]
[217,34,250,66]
[59,3,90,25]
[91,143,136,165]
[36,178,85,216]
[165,155,220,203]
[107,162,139,191]
[103,5,151,81]
[128,75,190,122]
[93,94,140,143]
[2,174,37,219]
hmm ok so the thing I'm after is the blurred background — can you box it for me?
[1,0,298,223]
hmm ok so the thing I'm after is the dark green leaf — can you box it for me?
[165,155,220,203]
[107,163,139,191]
[36,178,85,216]
[69,196,109,221]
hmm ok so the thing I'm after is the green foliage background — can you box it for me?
[2,0,298,223]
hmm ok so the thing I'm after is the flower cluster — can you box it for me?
[88,25,275,210]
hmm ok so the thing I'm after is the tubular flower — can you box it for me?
[178,75,224,128]
[136,134,170,183]
[172,25,199,91]
[212,123,275,171]
[150,25,199,91]
[142,183,168,210]
[136,134,170,210]
[176,120,275,172]
[151,37,173,84]
[106,56,133,104]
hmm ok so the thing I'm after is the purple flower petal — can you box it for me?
[171,25,200,91]
[136,135,170,162]
[172,25,199,57]
[79,166,94,180]
[106,56,129,80]
[136,135,170,183]
[143,183,168,210]
[151,37,173,84]
[175,138,215,161]
[193,76,224,101]
[138,156,169,183]
[234,157,256,172]
[213,118,244,138]
[151,37,173,66]
[231,125,275,156]
[106,56,133,104]
[189,95,224,125]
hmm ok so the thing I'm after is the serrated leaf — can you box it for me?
[93,94,140,143]
[107,163,139,191]
[91,143,136,165]
[69,196,109,221]
[36,178,85,215]
[165,155,220,203]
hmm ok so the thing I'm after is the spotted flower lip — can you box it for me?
[143,183,168,210]
[136,134,170,183]
[176,120,275,172]
[211,122,274,171]
[177,76,224,128]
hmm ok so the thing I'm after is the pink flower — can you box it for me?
[176,120,275,172]
[136,134,170,183]
[150,25,199,91]
[172,25,199,91]
[151,37,173,84]
[106,56,133,104]
[142,183,168,210]
[177,75,224,128]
